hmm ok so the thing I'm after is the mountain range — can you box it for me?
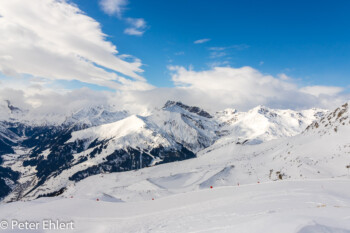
[0,100,337,202]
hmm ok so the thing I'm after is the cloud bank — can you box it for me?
[166,66,348,111]
[1,66,348,118]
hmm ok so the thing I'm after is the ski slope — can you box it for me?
[0,180,350,233]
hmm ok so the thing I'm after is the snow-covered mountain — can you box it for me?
[0,100,328,202]
[63,106,129,128]
[305,102,350,135]
[215,105,326,145]
[0,101,218,201]
[0,101,350,232]
[60,101,350,203]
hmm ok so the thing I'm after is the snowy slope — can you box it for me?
[215,105,327,145]
[1,180,350,233]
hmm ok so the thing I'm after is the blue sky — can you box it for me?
[72,0,350,88]
[0,0,349,112]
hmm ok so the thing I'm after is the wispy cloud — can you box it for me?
[210,51,227,59]
[194,38,211,44]
[208,47,226,51]
[174,51,185,56]
[209,44,250,51]
[208,44,249,59]
[99,0,128,18]
[300,86,344,97]
[124,18,147,36]
[207,61,230,68]
[99,0,148,36]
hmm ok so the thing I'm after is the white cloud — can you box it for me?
[127,18,146,28]
[124,28,144,36]
[99,0,128,17]
[278,73,291,81]
[300,86,344,97]
[194,38,211,44]
[0,0,152,91]
[0,85,159,120]
[99,0,148,36]
[167,66,349,111]
[1,66,349,118]
[0,87,118,121]
[124,18,147,36]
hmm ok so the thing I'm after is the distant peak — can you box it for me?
[163,101,213,118]
[5,100,21,113]
[163,100,178,108]
[250,105,270,114]
[222,108,238,115]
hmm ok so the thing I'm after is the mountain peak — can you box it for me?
[4,100,21,113]
[250,105,270,114]
[305,102,349,134]
[163,101,213,118]
[64,105,129,128]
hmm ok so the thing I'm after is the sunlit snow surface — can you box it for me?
[0,180,350,233]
